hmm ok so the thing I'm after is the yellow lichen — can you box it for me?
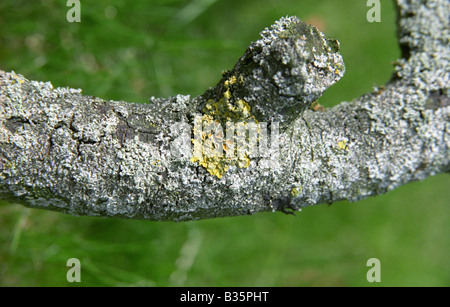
[192,75,259,178]
[338,140,347,150]
[11,71,26,84]
[310,101,325,112]
[291,187,302,197]
[224,75,237,87]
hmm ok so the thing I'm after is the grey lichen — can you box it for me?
[0,0,449,222]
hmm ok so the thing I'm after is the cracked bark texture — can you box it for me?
[0,0,448,222]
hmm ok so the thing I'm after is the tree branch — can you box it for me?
[0,0,448,221]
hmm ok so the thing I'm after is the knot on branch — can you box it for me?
[200,16,345,129]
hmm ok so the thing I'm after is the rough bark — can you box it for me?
[0,0,448,221]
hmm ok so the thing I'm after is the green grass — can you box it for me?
[0,0,448,286]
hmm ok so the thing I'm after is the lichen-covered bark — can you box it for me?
[0,0,448,221]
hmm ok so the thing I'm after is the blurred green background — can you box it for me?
[0,0,448,286]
